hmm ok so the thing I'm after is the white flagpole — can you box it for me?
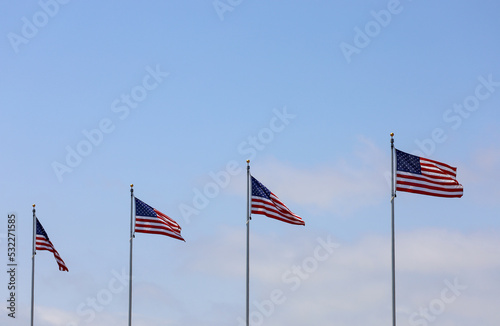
[128,184,135,326]
[31,204,36,326]
[246,160,251,326]
[390,133,396,326]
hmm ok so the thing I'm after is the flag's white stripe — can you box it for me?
[396,188,463,198]
[397,171,459,186]
[396,182,463,193]
[135,227,184,240]
[397,176,462,190]
[252,205,302,223]
[36,236,68,271]
[136,226,180,235]
[251,197,304,224]
[252,199,299,219]
[135,223,180,236]
[398,170,457,182]
[269,194,299,215]
[136,215,181,231]
[420,168,458,181]
[136,217,176,228]
[251,208,304,225]
[154,210,181,230]
[135,217,183,238]
[420,158,457,176]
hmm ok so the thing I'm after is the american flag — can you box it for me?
[135,197,185,241]
[251,176,305,226]
[36,218,69,272]
[396,149,463,198]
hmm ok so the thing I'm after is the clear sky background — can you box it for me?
[1,1,500,325]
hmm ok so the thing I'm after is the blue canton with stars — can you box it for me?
[135,198,157,217]
[252,176,271,199]
[36,218,50,239]
[396,149,421,174]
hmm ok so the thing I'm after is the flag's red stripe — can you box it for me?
[135,223,181,236]
[396,179,463,196]
[420,158,457,174]
[251,207,304,224]
[396,186,463,198]
[135,224,183,235]
[136,228,185,241]
[136,216,180,232]
[420,165,457,178]
[420,168,458,181]
[253,194,301,217]
[154,209,181,231]
[397,171,459,186]
[251,210,305,225]
[36,236,69,272]
[396,177,463,191]
[396,184,464,196]
[396,183,463,195]
[251,196,305,225]
[251,203,304,224]
[135,219,178,230]
[252,199,301,220]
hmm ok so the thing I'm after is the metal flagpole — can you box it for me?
[390,133,396,326]
[246,160,251,326]
[31,204,36,326]
[128,184,135,326]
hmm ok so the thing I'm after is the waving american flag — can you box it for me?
[134,197,185,241]
[36,218,69,272]
[396,149,463,198]
[251,176,305,226]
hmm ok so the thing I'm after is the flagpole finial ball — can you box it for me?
[130,184,134,188]
[246,160,250,163]
[32,204,35,207]
[390,132,394,137]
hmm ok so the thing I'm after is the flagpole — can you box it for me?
[390,133,396,326]
[30,204,36,326]
[128,184,134,326]
[246,160,251,326]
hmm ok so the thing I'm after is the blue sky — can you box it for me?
[1,1,500,325]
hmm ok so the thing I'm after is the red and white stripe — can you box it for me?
[252,193,305,226]
[36,236,69,272]
[135,209,184,241]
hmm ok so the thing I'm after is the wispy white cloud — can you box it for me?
[396,228,500,273]
[36,306,76,326]
[17,226,500,326]
[178,226,500,326]
[229,135,389,215]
